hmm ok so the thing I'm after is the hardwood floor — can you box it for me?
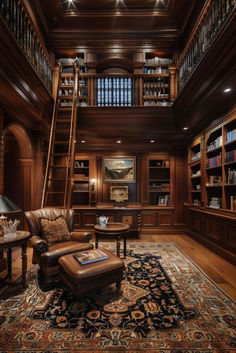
[1,234,236,301]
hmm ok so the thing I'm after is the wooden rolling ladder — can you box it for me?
[41,61,79,208]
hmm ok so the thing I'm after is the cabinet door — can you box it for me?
[82,212,97,228]
[157,211,172,226]
[141,211,157,227]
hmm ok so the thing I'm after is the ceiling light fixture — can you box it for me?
[81,140,86,143]
[150,140,155,143]
[223,88,231,93]
[116,140,122,144]
[183,127,188,131]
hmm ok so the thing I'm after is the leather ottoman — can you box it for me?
[58,247,125,296]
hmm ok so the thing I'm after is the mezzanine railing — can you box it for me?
[178,0,235,92]
[0,0,53,93]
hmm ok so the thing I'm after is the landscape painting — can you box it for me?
[103,157,136,182]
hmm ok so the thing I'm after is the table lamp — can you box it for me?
[0,195,21,236]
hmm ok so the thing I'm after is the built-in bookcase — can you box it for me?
[188,137,202,206]
[149,159,170,206]
[188,112,236,212]
[72,158,90,205]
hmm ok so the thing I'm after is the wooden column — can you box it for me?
[19,158,34,212]
[169,65,177,103]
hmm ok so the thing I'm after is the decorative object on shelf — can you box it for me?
[97,215,109,228]
[103,157,136,183]
[158,195,167,206]
[0,195,21,236]
[110,186,128,207]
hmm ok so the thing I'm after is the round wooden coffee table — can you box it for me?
[94,222,130,258]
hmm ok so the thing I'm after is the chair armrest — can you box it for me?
[30,236,49,254]
[70,231,92,243]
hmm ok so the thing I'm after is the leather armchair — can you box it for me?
[25,207,93,283]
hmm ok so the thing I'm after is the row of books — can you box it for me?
[206,153,222,168]
[61,77,74,86]
[145,57,172,66]
[96,78,133,106]
[143,67,169,74]
[59,89,73,96]
[226,129,236,143]
[143,100,169,106]
[227,168,236,184]
[225,150,236,163]
[230,196,236,211]
[207,135,222,151]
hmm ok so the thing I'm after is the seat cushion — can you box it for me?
[39,216,70,245]
[41,241,94,268]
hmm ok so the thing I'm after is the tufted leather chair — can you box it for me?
[25,207,93,284]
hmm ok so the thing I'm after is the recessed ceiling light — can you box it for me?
[68,0,73,3]
[150,140,155,143]
[116,140,122,144]
[81,140,86,143]
[224,88,231,93]
[183,127,188,130]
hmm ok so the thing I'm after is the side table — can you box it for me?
[94,222,130,258]
[0,230,31,287]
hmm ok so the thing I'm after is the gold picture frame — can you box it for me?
[103,157,136,183]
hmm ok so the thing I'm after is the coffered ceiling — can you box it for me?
[33,0,202,57]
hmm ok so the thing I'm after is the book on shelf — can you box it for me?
[227,168,236,184]
[225,150,236,163]
[74,249,108,265]
[207,136,222,151]
[230,196,236,211]
[226,129,236,143]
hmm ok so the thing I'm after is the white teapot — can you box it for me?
[98,215,109,227]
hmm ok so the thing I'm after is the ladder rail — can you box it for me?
[41,64,61,208]
[63,61,79,209]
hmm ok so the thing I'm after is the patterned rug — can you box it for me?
[0,242,235,352]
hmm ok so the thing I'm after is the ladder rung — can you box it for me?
[46,191,65,194]
[48,177,70,180]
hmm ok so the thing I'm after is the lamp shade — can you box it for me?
[0,195,21,213]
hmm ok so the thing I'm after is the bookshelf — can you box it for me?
[188,137,202,206]
[73,158,90,205]
[142,56,172,106]
[149,159,170,206]
[188,113,236,212]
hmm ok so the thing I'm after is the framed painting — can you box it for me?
[103,157,136,183]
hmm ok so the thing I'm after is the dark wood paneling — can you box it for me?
[224,223,236,251]
[187,207,236,265]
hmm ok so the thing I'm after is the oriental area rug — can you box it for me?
[0,242,235,353]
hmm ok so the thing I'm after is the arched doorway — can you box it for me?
[4,123,33,213]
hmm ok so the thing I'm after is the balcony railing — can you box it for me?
[178,0,235,93]
[0,0,53,93]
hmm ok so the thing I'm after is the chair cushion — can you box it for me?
[39,216,71,245]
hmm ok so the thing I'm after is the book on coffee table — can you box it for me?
[73,249,108,265]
